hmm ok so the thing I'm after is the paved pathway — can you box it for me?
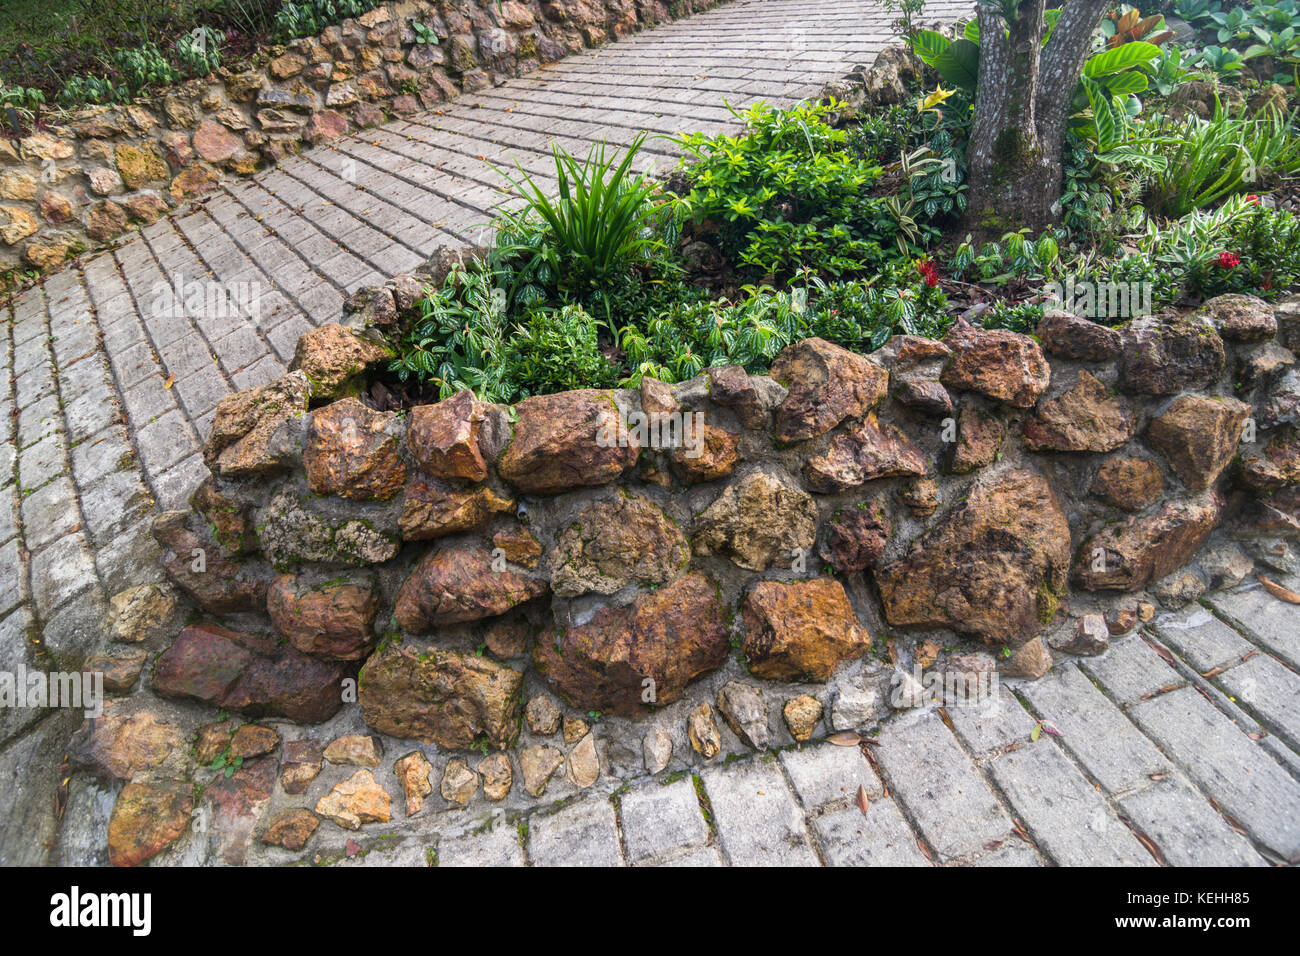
[3,0,1300,867]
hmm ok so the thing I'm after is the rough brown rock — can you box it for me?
[261,809,319,850]
[1119,316,1226,395]
[1022,371,1137,452]
[303,398,406,501]
[398,476,513,540]
[68,706,182,780]
[741,578,870,680]
[533,572,730,716]
[1091,457,1165,511]
[567,733,600,788]
[279,739,323,795]
[693,471,817,571]
[716,681,770,750]
[478,752,512,801]
[107,584,178,644]
[491,527,542,567]
[941,320,1051,407]
[406,389,492,482]
[191,478,258,556]
[708,365,776,429]
[204,372,312,476]
[1146,395,1251,490]
[549,494,688,597]
[394,544,548,631]
[1199,293,1277,342]
[108,780,193,867]
[768,338,889,443]
[1242,431,1300,492]
[394,752,433,815]
[520,745,564,796]
[782,695,823,742]
[949,404,1005,474]
[670,424,740,484]
[1036,310,1122,361]
[498,389,638,493]
[876,469,1072,647]
[440,758,479,806]
[358,644,523,750]
[153,622,347,724]
[687,703,721,759]
[324,734,383,768]
[289,324,393,401]
[821,499,891,572]
[804,415,928,492]
[85,651,148,694]
[1074,494,1222,591]
[230,724,280,760]
[314,770,391,829]
[525,695,562,735]
[267,570,378,660]
[1002,637,1053,679]
[152,511,267,614]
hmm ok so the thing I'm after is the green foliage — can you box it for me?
[176,26,225,77]
[677,101,931,278]
[411,21,439,44]
[502,305,619,397]
[274,0,380,41]
[1145,102,1300,218]
[498,134,678,304]
[949,230,1061,285]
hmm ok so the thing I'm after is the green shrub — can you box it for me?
[503,305,619,397]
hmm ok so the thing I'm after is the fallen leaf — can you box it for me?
[826,730,861,747]
[916,838,933,860]
[856,785,870,816]
[937,706,954,731]
[1012,820,1032,843]
[163,375,175,389]
[1258,574,1300,604]
[1130,826,1167,865]
[1031,722,1041,742]
[1145,639,1179,667]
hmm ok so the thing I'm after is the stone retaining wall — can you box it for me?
[0,0,720,285]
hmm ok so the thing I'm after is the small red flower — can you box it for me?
[917,259,940,287]
[1215,251,1240,269]
[1246,194,1260,204]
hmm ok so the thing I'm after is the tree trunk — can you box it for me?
[964,0,1112,235]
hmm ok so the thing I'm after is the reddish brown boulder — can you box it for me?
[190,478,258,556]
[1119,317,1226,395]
[820,498,891,572]
[1090,456,1165,511]
[267,571,379,660]
[192,119,243,163]
[289,323,393,402]
[303,398,406,501]
[358,645,523,749]
[768,338,889,443]
[279,739,323,795]
[1036,310,1122,361]
[208,758,277,865]
[533,572,730,716]
[152,510,267,614]
[804,414,928,492]
[741,578,870,680]
[693,471,818,571]
[230,724,280,760]
[708,365,772,429]
[1022,371,1137,452]
[398,476,513,540]
[153,622,347,724]
[406,389,492,482]
[941,321,1051,407]
[492,526,542,567]
[949,404,1005,474]
[108,780,193,867]
[68,705,182,780]
[876,469,1072,647]
[204,372,312,476]
[498,389,638,493]
[393,544,548,631]
[1146,395,1251,490]
[1074,494,1222,591]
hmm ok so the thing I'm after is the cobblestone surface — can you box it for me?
[3,0,1299,867]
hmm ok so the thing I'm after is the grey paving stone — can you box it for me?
[17,433,65,494]
[29,530,98,617]
[135,409,199,476]
[813,796,930,866]
[973,840,1044,866]
[874,710,1011,861]
[1019,661,1171,794]
[1153,606,1254,672]
[1206,581,1300,669]
[1118,778,1266,866]
[70,426,134,488]
[1130,686,1300,862]
[701,760,819,866]
[438,819,525,867]
[778,741,881,809]
[649,845,724,867]
[0,538,24,616]
[944,685,1038,757]
[619,777,709,863]
[20,477,80,552]
[1081,635,1184,706]
[528,796,623,867]
[988,739,1153,867]
[1214,652,1300,754]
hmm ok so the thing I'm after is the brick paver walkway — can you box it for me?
[3,0,1299,867]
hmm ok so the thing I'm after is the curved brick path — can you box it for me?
[3,0,1300,867]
